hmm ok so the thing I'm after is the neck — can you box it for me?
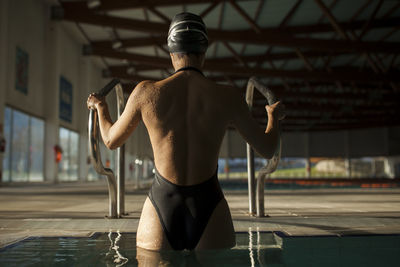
[171,53,204,71]
[175,66,204,76]
[173,61,202,72]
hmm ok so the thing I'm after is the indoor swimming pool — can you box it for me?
[0,231,398,266]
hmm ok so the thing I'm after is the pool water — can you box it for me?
[0,231,399,267]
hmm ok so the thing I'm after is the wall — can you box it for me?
[5,0,46,118]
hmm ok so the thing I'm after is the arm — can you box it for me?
[87,81,146,149]
[230,89,283,159]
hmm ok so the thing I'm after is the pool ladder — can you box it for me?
[246,77,283,217]
[88,79,125,218]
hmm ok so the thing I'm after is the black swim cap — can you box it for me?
[167,12,208,54]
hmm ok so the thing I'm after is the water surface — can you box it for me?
[0,231,398,266]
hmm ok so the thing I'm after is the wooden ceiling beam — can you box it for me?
[382,2,400,19]
[254,0,303,89]
[279,112,399,121]
[57,2,400,53]
[255,91,398,103]
[147,7,171,23]
[86,47,171,67]
[283,118,400,126]
[200,1,221,18]
[222,42,248,67]
[83,0,253,11]
[280,0,303,27]
[239,0,265,57]
[90,49,397,81]
[90,36,165,49]
[257,104,398,115]
[90,48,399,83]
[314,0,398,91]
[105,69,159,83]
[358,0,384,40]
[108,64,166,74]
[316,0,338,24]
[59,2,400,34]
[271,113,400,126]
[120,81,395,94]
[91,39,351,64]
[283,118,398,126]
[60,2,168,34]
[281,120,400,132]
[251,103,399,114]
[349,0,374,22]
[313,0,350,39]
[228,0,262,34]
[257,0,303,63]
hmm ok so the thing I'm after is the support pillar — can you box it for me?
[305,132,311,178]
[134,159,140,188]
[345,130,352,178]
[305,158,311,178]
[143,159,148,178]
[43,21,61,183]
[225,130,231,179]
[77,58,91,182]
[225,158,230,179]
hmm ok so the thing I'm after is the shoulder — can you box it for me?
[133,80,156,94]
[126,80,156,107]
[130,80,156,97]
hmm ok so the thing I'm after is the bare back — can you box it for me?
[140,70,233,185]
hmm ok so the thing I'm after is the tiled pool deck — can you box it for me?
[1,181,399,248]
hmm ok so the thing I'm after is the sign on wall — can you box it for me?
[15,46,29,94]
[59,76,73,123]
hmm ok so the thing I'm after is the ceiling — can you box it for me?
[53,0,400,132]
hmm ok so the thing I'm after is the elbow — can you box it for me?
[107,144,118,150]
[104,138,119,150]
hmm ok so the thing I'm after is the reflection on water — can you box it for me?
[105,231,129,267]
[136,227,282,267]
[0,230,399,267]
[248,229,255,267]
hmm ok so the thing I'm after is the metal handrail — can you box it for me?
[89,109,118,218]
[246,77,282,217]
[115,83,125,216]
[88,79,125,219]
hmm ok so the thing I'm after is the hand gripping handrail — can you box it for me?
[88,79,123,218]
[246,77,282,217]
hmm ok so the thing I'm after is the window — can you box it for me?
[58,127,79,181]
[87,142,99,181]
[218,158,267,179]
[2,107,44,182]
[30,117,44,181]
[2,107,11,182]
[271,157,307,178]
[86,137,119,182]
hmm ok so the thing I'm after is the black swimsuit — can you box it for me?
[148,168,224,250]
